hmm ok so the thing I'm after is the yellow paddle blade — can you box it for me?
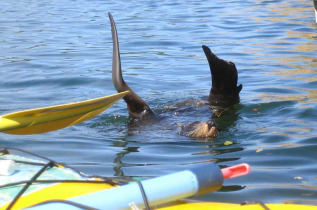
[0,91,129,135]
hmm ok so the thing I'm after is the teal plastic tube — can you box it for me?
[28,163,223,210]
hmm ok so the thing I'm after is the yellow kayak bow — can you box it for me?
[0,91,128,135]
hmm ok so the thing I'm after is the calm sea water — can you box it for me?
[0,0,316,205]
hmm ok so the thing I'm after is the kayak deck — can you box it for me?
[0,147,315,210]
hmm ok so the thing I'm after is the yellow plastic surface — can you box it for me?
[0,182,115,210]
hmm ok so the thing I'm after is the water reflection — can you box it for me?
[112,139,130,176]
[220,185,246,192]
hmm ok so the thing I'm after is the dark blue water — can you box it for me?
[0,0,316,205]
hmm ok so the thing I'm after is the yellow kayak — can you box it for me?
[0,148,315,210]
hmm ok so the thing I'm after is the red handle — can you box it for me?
[221,163,250,179]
